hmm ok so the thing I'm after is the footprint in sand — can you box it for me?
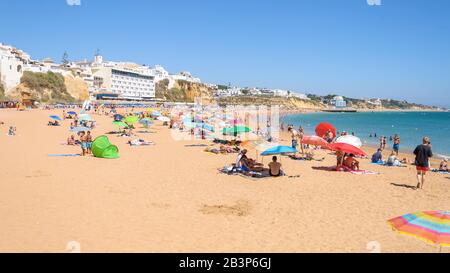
[200,200,251,217]
[25,170,52,179]
[149,202,171,209]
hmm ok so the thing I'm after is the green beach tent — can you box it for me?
[124,116,139,125]
[222,126,250,136]
[112,121,128,128]
[92,136,119,159]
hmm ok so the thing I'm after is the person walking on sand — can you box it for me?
[393,134,400,156]
[413,137,433,190]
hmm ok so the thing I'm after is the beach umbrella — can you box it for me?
[328,142,366,156]
[196,122,215,132]
[139,118,153,124]
[336,135,363,148]
[261,145,297,156]
[139,118,153,128]
[78,114,93,122]
[388,211,450,250]
[157,116,170,122]
[50,115,62,121]
[124,116,139,124]
[70,126,90,133]
[302,135,329,147]
[113,114,124,121]
[112,121,128,128]
[315,122,336,138]
[67,111,77,115]
[151,111,161,117]
[222,126,250,135]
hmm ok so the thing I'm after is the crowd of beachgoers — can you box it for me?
[1,103,449,252]
[2,103,449,189]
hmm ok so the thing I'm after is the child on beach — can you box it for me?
[79,131,88,156]
[86,131,93,154]
[439,159,448,172]
[8,126,16,136]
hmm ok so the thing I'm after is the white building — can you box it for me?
[150,65,169,82]
[92,66,155,100]
[366,98,382,107]
[331,96,347,108]
[290,93,310,100]
[0,43,27,93]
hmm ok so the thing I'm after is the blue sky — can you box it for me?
[1,0,449,107]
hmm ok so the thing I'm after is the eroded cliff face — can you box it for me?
[217,96,326,111]
[64,76,89,101]
[6,72,87,103]
[156,79,215,103]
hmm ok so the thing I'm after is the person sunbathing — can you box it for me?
[268,156,283,177]
[344,154,360,171]
[8,126,16,136]
[128,139,153,146]
[237,150,263,172]
[219,145,235,154]
[439,159,448,172]
[48,120,60,126]
[67,135,76,145]
[371,149,383,163]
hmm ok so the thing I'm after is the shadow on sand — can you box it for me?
[390,183,417,190]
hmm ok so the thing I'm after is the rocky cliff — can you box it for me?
[156,79,215,104]
[6,71,87,103]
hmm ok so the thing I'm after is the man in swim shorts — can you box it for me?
[413,137,433,189]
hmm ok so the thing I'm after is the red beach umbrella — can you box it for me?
[328,142,367,157]
[315,122,336,138]
[302,135,330,148]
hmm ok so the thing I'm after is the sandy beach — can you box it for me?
[0,108,449,253]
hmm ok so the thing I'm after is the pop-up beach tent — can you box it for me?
[92,136,119,159]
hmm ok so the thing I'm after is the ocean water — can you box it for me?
[282,111,450,158]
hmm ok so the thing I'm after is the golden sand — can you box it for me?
[0,108,449,253]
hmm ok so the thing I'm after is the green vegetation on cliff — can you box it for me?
[217,95,324,110]
[20,71,75,103]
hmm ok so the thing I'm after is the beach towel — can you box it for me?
[290,156,325,162]
[371,162,406,168]
[431,169,450,175]
[312,166,379,175]
[218,166,289,180]
[341,166,379,175]
[185,144,209,147]
[48,154,81,157]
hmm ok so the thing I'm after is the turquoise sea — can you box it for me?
[282,111,450,158]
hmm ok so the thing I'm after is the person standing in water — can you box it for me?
[393,134,400,156]
[413,137,433,190]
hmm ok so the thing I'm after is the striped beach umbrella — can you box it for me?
[388,211,450,249]
[50,115,61,121]
[302,135,329,147]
